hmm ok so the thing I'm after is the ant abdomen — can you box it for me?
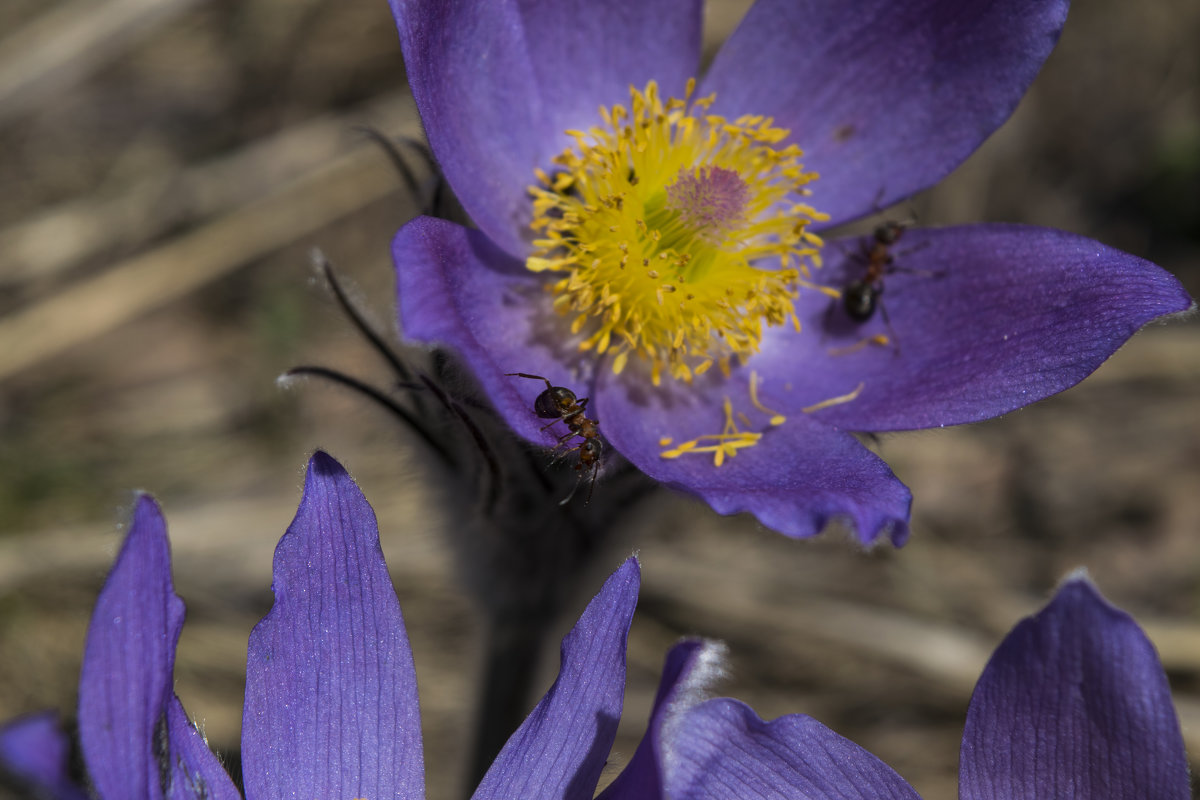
[534,386,578,419]
[842,279,880,321]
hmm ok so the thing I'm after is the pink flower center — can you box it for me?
[665,166,750,241]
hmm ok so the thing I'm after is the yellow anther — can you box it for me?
[802,382,865,414]
[828,334,891,357]
[656,368,863,468]
[659,397,764,466]
[748,371,787,426]
[611,350,630,375]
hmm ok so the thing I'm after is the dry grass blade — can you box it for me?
[0,143,404,381]
[0,0,203,123]
[0,92,415,286]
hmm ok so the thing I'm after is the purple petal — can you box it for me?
[163,698,241,800]
[702,0,1068,226]
[0,712,87,800]
[394,215,581,447]
[663,699,921,800]
[76,496,240,800]
[389,0,702,256]
[473,557,639,800]
[960,576,1190,800]
[594,374,911,544]
[242,452,424,800]
[598,640,726,800]
[77,494,184,800]
[756,224,1194,431]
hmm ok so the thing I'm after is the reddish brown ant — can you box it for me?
[506,372,602,505]
[842,220,907,323]
[828,218,937,353]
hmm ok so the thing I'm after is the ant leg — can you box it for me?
[557,462,599,506]
[877,299,902,356]
[888,240,934,273]
[558,473,584,506]
[583,464,598,505]
[820,296,839,342]
[871,185,887,212]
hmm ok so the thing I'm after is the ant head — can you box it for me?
[579,437,603,462]
[874,220,907,245]
[534,386,577,418]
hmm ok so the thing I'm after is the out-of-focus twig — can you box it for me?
[0,92,415,286]
[644,531,1200,757]
[0,0,203,124]
[0,142,406,382]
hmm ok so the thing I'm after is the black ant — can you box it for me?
[842,220,908,323]
[506,372,602,505]
[827,219,937,354]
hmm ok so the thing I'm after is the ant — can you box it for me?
[842,220,908,323]
[506,372,602,505]
[828,218,937,353]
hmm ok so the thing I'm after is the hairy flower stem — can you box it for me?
[471,622,545,785]
[451,459,653,793]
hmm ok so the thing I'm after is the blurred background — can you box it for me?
[0,0,1198,797]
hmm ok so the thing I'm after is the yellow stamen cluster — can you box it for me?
[528,79,827,385]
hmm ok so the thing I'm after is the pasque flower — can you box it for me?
[386,0,1193,543]
[0,452,632,799]
[0,455,1188,799]
[613,574,1190,800]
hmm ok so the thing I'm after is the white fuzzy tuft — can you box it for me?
[660,639,729,780]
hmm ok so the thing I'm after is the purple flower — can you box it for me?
[54,451,632,799]
[385,0,1193,544]
[0,712,87,800]
[0,455,1187,799]
[956,574,1189,799]
[613,574,1190,800]
[0,451,618,798]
